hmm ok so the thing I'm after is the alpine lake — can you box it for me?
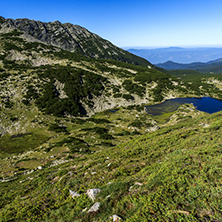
[146,97,222,116]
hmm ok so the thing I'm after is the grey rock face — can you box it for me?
[0,17,151,66]
[0,18,115,55]
[1,18,80,52]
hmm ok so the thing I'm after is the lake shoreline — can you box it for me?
[145,97,222,116]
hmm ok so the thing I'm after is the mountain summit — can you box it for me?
[0,16,151,66]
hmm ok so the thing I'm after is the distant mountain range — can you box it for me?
[127,47,222,64]
[156,58,222,74]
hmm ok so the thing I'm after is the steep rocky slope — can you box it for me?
[0,16,152,66]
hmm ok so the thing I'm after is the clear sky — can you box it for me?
[1,0,222,48]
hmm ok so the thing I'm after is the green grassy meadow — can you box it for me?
[1,104,222,221]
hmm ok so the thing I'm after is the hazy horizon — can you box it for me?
[124,45,222,50]
[127,47,222,64]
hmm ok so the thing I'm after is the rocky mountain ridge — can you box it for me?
[0,16,152,66]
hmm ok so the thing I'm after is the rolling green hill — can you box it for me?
[1,109,222,221]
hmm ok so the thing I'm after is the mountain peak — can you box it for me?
[51,20,61,24]
[0,17,151,66]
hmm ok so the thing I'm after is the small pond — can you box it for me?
[146,97,222,116]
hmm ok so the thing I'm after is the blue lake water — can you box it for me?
[146,97,222,116]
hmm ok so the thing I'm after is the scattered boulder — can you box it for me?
[87,202,100,213]
[86,188,101,201]
[111,214,122,221]
[203,124,210,128]
[69,190,81,198]
[199,123,210,128]
[145,125,160,132]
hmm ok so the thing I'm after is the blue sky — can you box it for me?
[1,0,222,48]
